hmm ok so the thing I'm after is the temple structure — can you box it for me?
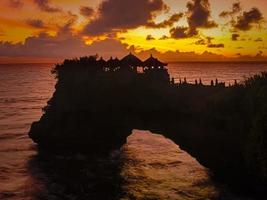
[98,53,170,84]
[120,52,143,72]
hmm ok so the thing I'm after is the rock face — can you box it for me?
[29,56,267,193]
[29,55,172,154]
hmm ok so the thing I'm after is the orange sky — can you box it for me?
[0,0,266,62]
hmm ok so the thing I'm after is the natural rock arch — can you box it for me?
[29,56,267,194]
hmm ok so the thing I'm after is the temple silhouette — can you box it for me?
[102,53,167,72]
[96,53,170,84]
[29,54,267,195]
[54,53,226,87]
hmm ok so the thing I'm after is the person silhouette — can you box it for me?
[211,80,214,86]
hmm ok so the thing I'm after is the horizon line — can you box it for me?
[1,60,267,65]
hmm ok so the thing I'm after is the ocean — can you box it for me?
[1,62,267,200]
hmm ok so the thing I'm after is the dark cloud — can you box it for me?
[234,8,263,31]
[219,1,241,18]
[55,11,79,33]
[83,0,167,35]
[0,32,128,59]
[146,35,155,41]
[146,13,183,28]
[170,26,198,39]
[256,50,263,57]
[220,2,263,31]
[232,2,242,13]
[254,38,263,42]
[205,36,224,48]
[195,38,206,45]
[187,0,217,29]
[136,48,266,62]
[194,36,214,45]
[0,34,265,62]
[66,11,79,23]
[34,0,61,13]
[80,6,94,17]
[0,17,128,58]
[26,19,46,28]
[194,36,224,48]
[8,0,23,8]
[0,21,79,57]
[207,43,224,48]
[170,27,189,39]
[136,48,227,62]
[159,35,169,40]
[232,33,240,41]
[206,36,214,43]
[170,0,217,39]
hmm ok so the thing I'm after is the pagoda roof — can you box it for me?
[121,52,143,66]
[143,55,167,67]
[107,57,120,67]
[97,57,106,66]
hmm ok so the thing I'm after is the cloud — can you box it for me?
[207,43,224,48]
[146,13,183,28]
[34,0,61,13]
[0,22,129,59]
[135,48,228,62]
[234,8,263,31]
[80,6,94,17]
[195,38,206,45]
[256,50,263,57]
[83,0,167,36]
[0,34,265,62]
[220,2,263,31]
[8,0,23,8]
[187,0,217,29]
[219,1,241,18]
[146,35,155,40]
[232,33,240,41]
[170,0,217,39]
[194,36,224,48]
[159,35,169,40]
[205,36,224,48]
[206,36,214,43]
[170,26,197,39]
[254,38,263,42]
[26,19,46,28]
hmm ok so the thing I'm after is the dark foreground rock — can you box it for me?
[29,56,267,196]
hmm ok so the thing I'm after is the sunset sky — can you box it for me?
[0,0,266,62]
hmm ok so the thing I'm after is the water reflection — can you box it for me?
[120,130,218,200]
[27,150,123,200]
[24,130,251,200]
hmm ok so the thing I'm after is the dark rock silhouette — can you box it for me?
[29,54,267,196]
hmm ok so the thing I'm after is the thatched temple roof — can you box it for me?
[100,53,167,68]
[97,57,107,66]
[143,55,167,67]
[107,57,120,68]
[120,52,143,67]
